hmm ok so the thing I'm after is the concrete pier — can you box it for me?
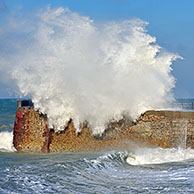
[13,100,194,153]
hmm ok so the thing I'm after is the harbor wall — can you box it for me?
[13,101,194,153]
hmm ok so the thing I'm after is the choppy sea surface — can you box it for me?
[1,99,194,194]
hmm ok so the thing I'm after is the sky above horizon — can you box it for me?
[0,0,194,98]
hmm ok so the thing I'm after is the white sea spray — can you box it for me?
[0,7,181,134]
[0,131,15,152]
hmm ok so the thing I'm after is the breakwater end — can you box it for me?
[13,100,194,153]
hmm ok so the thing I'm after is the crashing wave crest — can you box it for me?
[0,7,181,134]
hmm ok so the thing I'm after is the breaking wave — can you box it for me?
[126,147,194,165]
[1,149,194,193]
[0,7,181,134]
[0,131,15,152]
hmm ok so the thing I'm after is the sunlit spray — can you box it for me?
[0,7,181,134]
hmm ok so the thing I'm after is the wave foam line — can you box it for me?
[126,147,194,165]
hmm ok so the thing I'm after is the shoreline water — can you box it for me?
[0,148,194,193]
[1,99,194,193]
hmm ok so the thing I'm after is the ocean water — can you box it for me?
[1,99,194,194]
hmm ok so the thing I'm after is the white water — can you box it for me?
[0,7,181,134]
[0,131,15,152]
[126,147,194,165]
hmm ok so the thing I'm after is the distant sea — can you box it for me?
[1,99,194,194]
[175,99,194,110]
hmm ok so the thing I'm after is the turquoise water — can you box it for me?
[1,99,194,193]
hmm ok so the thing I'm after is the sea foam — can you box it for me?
[0,131,15,152]
[0,7,181,134]
[126,147,194,165]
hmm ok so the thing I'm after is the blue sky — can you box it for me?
[0,0,194,98]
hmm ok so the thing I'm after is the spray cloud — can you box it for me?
[0,7,181,134]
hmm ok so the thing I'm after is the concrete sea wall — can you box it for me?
[13,101,194,153]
